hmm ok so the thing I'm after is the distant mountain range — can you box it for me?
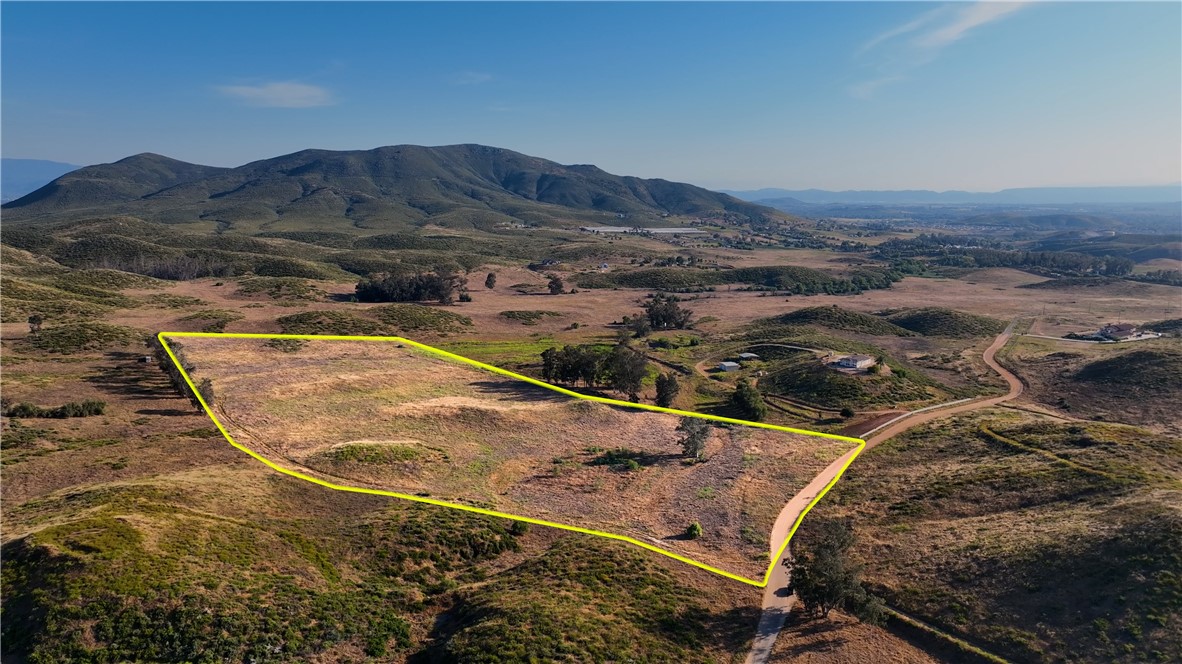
[2,145,776,229]
[720,186,1182,205]
[1,158,82,203]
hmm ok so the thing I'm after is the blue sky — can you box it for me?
[2,1,1179,190]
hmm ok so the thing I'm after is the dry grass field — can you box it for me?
[178,336,855,581]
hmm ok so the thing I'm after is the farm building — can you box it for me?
[1098,323,1138,341]
[718,361,741,372]
[737,352,760,360]
[837,355,876,370]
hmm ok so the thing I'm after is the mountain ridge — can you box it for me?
[3,144,778,229]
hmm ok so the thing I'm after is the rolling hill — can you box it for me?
[3,145,778,230]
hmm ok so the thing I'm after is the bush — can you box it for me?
[3,400,107,418]
[686,522,703,539]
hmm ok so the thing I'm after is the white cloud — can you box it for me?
[915,2,1028,49]
[855,5,949,57]
[453,71,493,85]
[217,81,335,108]
[850,2,1029,99]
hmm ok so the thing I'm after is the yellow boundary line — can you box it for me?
[157,331,866,588]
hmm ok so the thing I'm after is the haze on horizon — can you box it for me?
[2,2,1179,192]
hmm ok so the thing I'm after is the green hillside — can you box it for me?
[804,413,1182,663]
[3,145,777,229]
[770,306,915,336]
[885,307,1007,338]
[1076,349,1182,390]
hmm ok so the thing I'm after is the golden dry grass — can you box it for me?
[180,336,854,580]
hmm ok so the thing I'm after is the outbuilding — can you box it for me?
[718,361,741,372]
[737,352,760,360]
[837,355,876,370]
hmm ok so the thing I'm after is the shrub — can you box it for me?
[686,522,703,539]
[3,400,107,418]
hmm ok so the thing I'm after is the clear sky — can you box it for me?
[2,1,1179,191]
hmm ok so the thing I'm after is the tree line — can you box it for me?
[151,338,214,410]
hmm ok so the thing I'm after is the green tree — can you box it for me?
[677,417,710,460]
[839,407,856,419]
[655,373,680,408]
[484,272,497,289]
[27,314,43,334]
[732,379,767,421]
[685,521,703,539]
[606,343,647,401]
[643,293,693,329]
[547,273,565,295]
[786,519,885,625]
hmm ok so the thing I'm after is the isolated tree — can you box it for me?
[547,273,565,295]
[484,272,497,289]
[677,416,710,460]
[27,314,43,334]
[732,379,767,421]
[839,407,856,419]
[655,373,680,408]
[605,343,648,401]
[786,519,884,625]
[685,521,703,539]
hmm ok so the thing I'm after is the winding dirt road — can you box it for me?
[745,321,1025,664]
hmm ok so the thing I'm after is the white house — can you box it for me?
[718,361,741,372]
[837,355,876,370]
[737,352,760,360]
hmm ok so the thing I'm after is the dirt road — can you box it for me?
[745,445,862,664]
[864,320,1022,448]
[745,322,1024,664]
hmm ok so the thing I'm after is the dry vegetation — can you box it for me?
[178,336,853,580]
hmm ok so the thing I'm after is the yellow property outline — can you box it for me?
[158,331,866,588]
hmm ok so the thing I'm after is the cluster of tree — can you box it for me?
[653,254,701,267]
[872,234,1004,260]
[546,273,565,295]
[643,293,694,330]
[151,338,215,410]
[540,341,648,400]
[873,235,1134,276]
[786,519,885,625]
[1127,269,1182,287]
[355,271,468,304]
[1,399,106,418]
[731,379,767,421]
[934,248,1134,276]
[86,253,241,280]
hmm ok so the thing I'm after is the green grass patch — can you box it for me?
[276,310,385,336]
[499,310,564,325]
[369,304,473,333]
[178,309,245,332]
[22,323,141,354]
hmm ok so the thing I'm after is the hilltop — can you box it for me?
[3,145,777,230]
